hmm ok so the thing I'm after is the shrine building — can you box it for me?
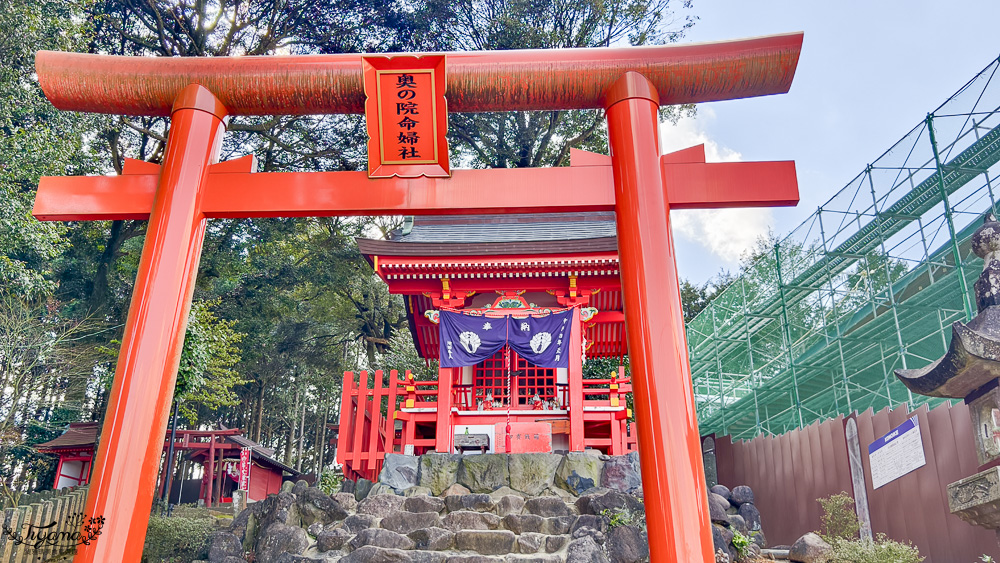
[337,211,635,481]
[36,423,299,505]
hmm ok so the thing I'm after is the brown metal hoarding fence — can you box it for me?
[713,402,1000,562]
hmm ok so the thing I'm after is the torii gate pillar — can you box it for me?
[75,85,228,562]
[605,72,714,559]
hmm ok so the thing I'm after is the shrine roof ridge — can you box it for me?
[356,236,618,257]
[36,32,802,116]
[387,212,617,243]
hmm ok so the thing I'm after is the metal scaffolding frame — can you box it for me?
[689,54,1000,439]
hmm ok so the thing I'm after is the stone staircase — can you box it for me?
[204,482,648,563]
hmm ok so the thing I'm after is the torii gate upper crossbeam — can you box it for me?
[37,33,802,116]
[33,33,803,563]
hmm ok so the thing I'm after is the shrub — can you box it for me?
[818,492,860,541]
[829,534,923,563]
[142,515,215,562]
[318,470,344,495]
[731,530,753,561]
[601,502,645,529]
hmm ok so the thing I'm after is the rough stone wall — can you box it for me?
[200,480,648,562]
[197,453,763,563]
[370,452,642,498]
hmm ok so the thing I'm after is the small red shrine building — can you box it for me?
[36,423,298,504]
[338,211,635,481]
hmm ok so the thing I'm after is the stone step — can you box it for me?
[454,529,517,555]
[761,548,790,560]
[237,550,569,563]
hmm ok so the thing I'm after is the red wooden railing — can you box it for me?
[336,370,403,481]
[337,367,636,481]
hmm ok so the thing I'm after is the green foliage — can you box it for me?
[176,299,247,424]
[416,0,697,169]
[376,331,439,381]
[0,0,98,297]
[601,503,644,529]
[818,492,860,542]
[142,515,215,563]
[318,471,344,495]
[828,534,923,563]
[680,271,737,323]
[731,530,753,561]
[0,292,99,492]
[817,493,921,563]
[582,355,628,380]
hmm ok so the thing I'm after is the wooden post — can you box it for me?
[39,500,54,560]
[54,456,64,489]
[215,446,224,504]
[352,371,367,473]
[386,370,400,454]
[368,370,384,472]
[435,367,453,453]
[568,307,585,451]
[206,435,215,508]
[336,372,354,467]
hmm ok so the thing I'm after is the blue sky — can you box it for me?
[666,0,1000,284]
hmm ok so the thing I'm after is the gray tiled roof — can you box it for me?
[225,434,300,475]
[389,212,617,244]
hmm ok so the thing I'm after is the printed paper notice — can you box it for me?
[868,416,926,489]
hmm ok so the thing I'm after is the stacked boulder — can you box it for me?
[202,481,649,563]
[373,452,643,499]
[201,452,653,563]
[708,484,765,562]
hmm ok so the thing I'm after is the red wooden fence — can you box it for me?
[336,370,404,482]
[714,402,1000,562]
[337,368,637,482]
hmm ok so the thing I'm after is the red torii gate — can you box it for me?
[33,33,802,562]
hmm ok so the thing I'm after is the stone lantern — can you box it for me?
[897,213,1000,535]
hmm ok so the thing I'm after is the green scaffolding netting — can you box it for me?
[689,54,1000,439]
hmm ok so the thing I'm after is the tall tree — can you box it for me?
[0,0,97,297]
[415,0,697,168]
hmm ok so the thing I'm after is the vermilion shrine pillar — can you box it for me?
[75,85,228,563]
[604,72,715,560]
[568,307,585,451]
[435,366,454,452]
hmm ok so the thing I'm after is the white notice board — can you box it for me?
[868,416,926,489]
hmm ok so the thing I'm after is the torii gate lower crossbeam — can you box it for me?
[32,37,802,563]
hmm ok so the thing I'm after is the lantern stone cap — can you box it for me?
[896,306,1000,399]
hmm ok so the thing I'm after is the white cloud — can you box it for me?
[660,108,774,266]
[659,107,742,162]
[671,208,773,264]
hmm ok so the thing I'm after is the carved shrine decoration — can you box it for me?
[32,33,803,563]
